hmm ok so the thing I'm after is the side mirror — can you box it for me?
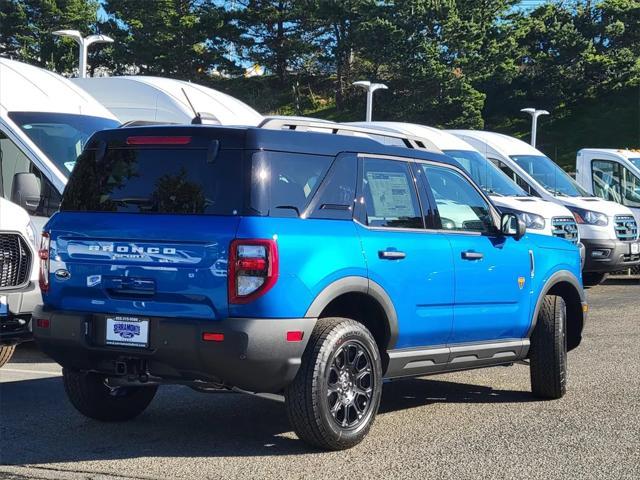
[500,212,526,241]
[11,173,41,214]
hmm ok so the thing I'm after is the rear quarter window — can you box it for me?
[249,151,333,217]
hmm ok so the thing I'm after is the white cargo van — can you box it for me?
[351,122,582,247]
[451,130,639,285]
[575,149,640,224]
[0,198,39,366]
[0,58,120,230]
[72,76,263,126]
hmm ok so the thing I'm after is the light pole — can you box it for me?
[353,81,388,122]
[52,30,114,78]
[520,108,549,148]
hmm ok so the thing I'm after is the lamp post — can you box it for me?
[520,108,549,148]
[52,30,114,78]
[353,81,388,122]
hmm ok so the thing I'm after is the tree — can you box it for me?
[101,0,242,79]
[0,0,100,73]
[235,0,312,84]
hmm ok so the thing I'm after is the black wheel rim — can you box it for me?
[326,340,375,430]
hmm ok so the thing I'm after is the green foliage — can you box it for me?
[2,0,640,166]
[0,0,99,72]
[100,0,242,79]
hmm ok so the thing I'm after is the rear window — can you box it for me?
[61,145,334,217]
[61,147,244,215]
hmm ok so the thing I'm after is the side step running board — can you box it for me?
[385,339,529,379]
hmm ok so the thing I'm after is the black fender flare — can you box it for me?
[304,276,399,350]
[528,270,586,349]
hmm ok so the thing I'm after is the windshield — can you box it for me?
[8,112,120,176]
[510,155,589,197]
[629,157,640,170]
[444,149,527,197]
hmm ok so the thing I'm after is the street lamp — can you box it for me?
[52,30,114,78]
[520,108,549,148]
[353,81,388,122]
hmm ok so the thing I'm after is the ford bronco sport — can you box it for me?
[34,125,586,450]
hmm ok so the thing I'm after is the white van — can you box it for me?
[451,130,639,285]
[350,122,581,247]
[72,76,264,126]
[0,197,39,367]
[0,58,120,230]
[575,149,640,224]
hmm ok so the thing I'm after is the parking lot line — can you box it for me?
[2,368,61,376]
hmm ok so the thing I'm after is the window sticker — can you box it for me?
[366,171,416,218]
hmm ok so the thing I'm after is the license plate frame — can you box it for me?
[105,316,149,348]
[631,242,640,255]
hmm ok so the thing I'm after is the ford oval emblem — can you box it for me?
[54,269,71,281]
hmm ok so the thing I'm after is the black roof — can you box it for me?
[88,124,460,168]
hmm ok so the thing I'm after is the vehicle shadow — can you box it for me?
[1,372,535,464]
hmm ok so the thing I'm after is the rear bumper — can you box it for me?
[582,238,640,273]
[1,283,41,345]
[33,306,316,393]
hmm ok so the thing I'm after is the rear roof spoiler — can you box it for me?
[258,118,440,152]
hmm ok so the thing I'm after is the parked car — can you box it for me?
[34,125,586,450]
[350,122,583,252]
[0,58,120,230]
[0,198,39,367]
[450,130,639,286]
[575,148,640,224]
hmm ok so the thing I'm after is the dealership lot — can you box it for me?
[1,279,638,480]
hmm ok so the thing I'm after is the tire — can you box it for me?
[0,345,16,368]
[529,295,567,399]
[583,272,606,287]
[63,368,158,421]
[285,318,383,450]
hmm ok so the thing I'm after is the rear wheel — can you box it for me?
[583,272,606,287]
[529,295,567,399]
[63,369,158,421]
[285,318,383,450]
[0,345,16,368]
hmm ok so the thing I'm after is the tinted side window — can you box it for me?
[361,158,423,229]
[307,154,357,220]
[421,164,494,233]
[250,151,332,218]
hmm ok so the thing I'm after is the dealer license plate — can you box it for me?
[0,296,7,317]
[631,242,640,255]
[105,316,149,348]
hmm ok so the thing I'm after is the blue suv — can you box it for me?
[33,125,586,450]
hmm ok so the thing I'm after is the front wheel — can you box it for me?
[285,318,383,450]
[63,369,158,421]
[0,345,16,368]
[529,295,567,399]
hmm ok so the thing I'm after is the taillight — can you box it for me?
[228,239,278,304]
[39,232,50,293]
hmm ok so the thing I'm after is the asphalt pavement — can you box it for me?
[1,278,638,479]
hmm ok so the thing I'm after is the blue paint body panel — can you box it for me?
[42,125,584,355]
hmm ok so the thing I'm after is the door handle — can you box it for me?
[461,251,484,260]
[379,250,406,260]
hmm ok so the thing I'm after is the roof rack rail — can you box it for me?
[258,117,439,152]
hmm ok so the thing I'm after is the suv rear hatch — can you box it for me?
[44,127,247,320]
